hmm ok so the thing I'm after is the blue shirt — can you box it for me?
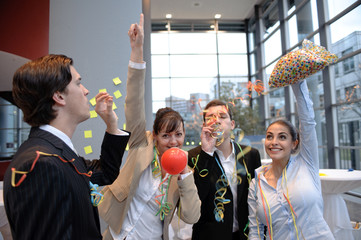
[248,80,334,240]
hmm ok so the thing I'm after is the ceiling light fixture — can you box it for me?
[214,14,221,19]
[166,14,172,19]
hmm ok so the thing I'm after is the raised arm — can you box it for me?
[129,13,144,63]
[291,80,319,171]
[125,14,147,148]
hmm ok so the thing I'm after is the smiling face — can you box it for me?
[265,122,298,163]
[154,122,185,157]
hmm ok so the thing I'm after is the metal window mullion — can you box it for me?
[278,0,294,125]
[317,0,339,168]
[255,5,267,126]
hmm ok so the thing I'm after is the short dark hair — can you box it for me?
[267,119,300,153]
[153,107,184,135]
[12,54,73,127]
[203,99,233,122]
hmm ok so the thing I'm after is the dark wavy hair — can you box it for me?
[153,107,184,135]
[12,54,73,127]
[267,119,300,153]
[203,99,233,122]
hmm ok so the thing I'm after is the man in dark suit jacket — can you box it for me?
[188,99,261,240]
[3,53,131,239]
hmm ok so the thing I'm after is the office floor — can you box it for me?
[344,193,361,222]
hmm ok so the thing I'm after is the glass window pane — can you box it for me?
[337,106,361,170]
[151,55,170,78]
[288,0,318,47]
[169,55,218,77]
[334,52,361,170]
[264,30,282,65]
[262,2,279,39]
[265,61,277,91]
[330,5,361,50]
[170,78,216,100]
[152,78,171,102]
[151,33,169,54]
[217,33,247,54]
[219,76,249,103]
[219,54,248,76]
[334,55,360,105]
[250,53,256,75]
[169,32,217,54]
[248,29,256,52]
[268,87,285,120]
[327,0,358,19]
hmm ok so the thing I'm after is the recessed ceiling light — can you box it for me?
[166,14,172,19]
[214,14,221,19]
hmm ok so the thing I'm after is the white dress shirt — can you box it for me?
[110,161,167,240]
[40,125,77,153]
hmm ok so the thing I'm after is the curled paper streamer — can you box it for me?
[269,39,338,88]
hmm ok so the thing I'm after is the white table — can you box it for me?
[319,169,361,240]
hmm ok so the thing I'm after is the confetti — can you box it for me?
[113,77,122,85]
[269,39,338,88]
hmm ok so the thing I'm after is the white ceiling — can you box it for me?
[150,0,264,20]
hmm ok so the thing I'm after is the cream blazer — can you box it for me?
[98,67,201,240]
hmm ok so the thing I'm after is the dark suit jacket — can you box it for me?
[3,127,129,240]
[188,142,261,240]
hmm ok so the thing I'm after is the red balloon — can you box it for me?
[161,148,187,175]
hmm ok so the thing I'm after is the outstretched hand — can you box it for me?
[128,13,144,63]
[94,92,119,134]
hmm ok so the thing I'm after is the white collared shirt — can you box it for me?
[40,124,77,153]
[110,161,166,240]
[110,153,192,240]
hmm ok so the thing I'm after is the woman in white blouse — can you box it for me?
[247,80,334,240]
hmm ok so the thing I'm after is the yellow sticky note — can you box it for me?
[114,90,122,99]
[99,89,107,93]
[319,173,327,176]
[112,102,117,110]
[126,144,129,151]
[123,123,126,130]
[84,145,93,154]
[113,77,122,85]
[90,97,96,106]
[84,130,92,138]
[90,110,98,118]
